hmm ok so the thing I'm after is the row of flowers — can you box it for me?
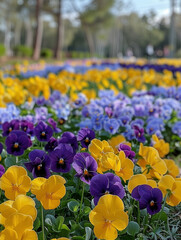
[0,61,181,239]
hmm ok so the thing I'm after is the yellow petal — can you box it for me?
[5,213,33,239]
[0,228,18,240]
[22,230,38,240]
[128,174,147,193]
[158,175,175,197]
[31,177,46,196]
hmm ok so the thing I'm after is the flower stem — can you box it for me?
[16,156,18,164]
[143,214,149,234]
[137,201,140,225]
[78,182,85,221]
[41,204,45,240]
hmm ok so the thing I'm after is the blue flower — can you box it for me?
[104,118,120,134]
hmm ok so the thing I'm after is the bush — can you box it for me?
[41,48,53,58]
[14,45,33,57]
[0,44,6,57]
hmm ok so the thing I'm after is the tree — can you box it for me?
[33,0,44,60]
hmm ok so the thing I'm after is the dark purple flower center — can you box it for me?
[59,119,65,125]
[59,158,64,165]
[41,131,46,137]
[150,200,155,207]
[37,164,42,171]
[14,142,19,148]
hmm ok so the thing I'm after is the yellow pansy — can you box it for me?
[158,175,181,206]
[108,135,130,154]
[152,134,169,158]
[31,175,66,209]
[128,174,157,193]
[88,139,114,173]
[0,166,31,200]
[0,195,37,225]
[138,143,167,179]
[164,159,180,178]
[115,151,134,182]
[89,194,128,240]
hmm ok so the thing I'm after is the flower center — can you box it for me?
[14,142,19,148]
[105,219,112,223]
[59,119,65,125]
[84,169,89,175]
[84,137,90,143]
[41,131,46,137]
[138,132,141,137]
[23,127,27,131]
[37,164,42,171]
[59,158,64,164]
[150,200,155,207]
[110,126,113,130]
[12,184,19,191]
[9,127,12,132]
[105,191,109,194]
[46,193,53,199]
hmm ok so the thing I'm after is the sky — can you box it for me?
[62,0,181,25]
[66,0,181,17]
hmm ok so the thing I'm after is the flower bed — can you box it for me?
[0,61,181,240]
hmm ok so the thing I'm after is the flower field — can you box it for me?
[0,59,181,240]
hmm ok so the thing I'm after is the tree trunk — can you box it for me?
[83,26,95,56]
[54,0,62,59]
[33,0,43,60]
[25,19,33,48]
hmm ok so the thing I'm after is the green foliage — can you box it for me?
[14,45,33,57]
[41,48,53,58]
[0,44,6,56]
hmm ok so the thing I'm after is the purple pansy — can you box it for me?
[77,128,95,148]
[59,132,78,153]
[0,142,3,154]
[0,164,5,177]
[118,144,136,162]
[45,137,58,153]
[5,130,30,156]
[48,118,61,133]
[2,120,20,137]
[132,184,163,215]
[34,121,53,142]
[133,125,146,143]
[49,144,74,173]
[90,173,125,205]
[24,149,51,178]
[20,120,34,136]
[72,152,98,184]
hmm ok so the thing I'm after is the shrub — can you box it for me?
[0,44,6,57]
[41,48,53,58]
[14,45,33,57]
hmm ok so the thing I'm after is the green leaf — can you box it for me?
[5,157,16,167]
[52,216,64,232]
[33,217,40,230]
[151,211,167,222]
[45,214,56,227]
[127,221,140,237]
[61,224,70,231]
[37,231,47,240]
[85,227,92,240]
[83,206,91,215]
[71,237,85,240]
[67,200,80,213]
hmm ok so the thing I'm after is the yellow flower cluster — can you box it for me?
[0,195,38,239]
[1,62,181,107]
[89,137,134,181]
